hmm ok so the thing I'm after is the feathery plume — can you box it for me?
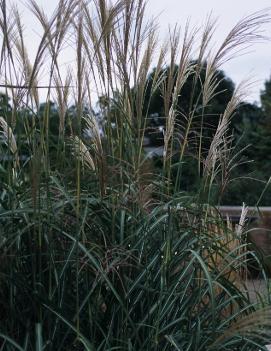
[0,116,19,167]
[71,136,95,171]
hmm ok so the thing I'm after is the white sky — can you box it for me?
[14,0,271,103]
[146,0,271,103]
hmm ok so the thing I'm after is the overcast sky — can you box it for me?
[15,0,271,103]
[146,0,271,103]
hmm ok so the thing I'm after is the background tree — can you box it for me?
[142,64,271,205]
[261,76,271,120]
[143,62,235,145]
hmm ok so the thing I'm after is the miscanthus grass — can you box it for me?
[0,0,270,350]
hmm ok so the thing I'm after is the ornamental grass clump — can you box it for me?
[0,0,271,350]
